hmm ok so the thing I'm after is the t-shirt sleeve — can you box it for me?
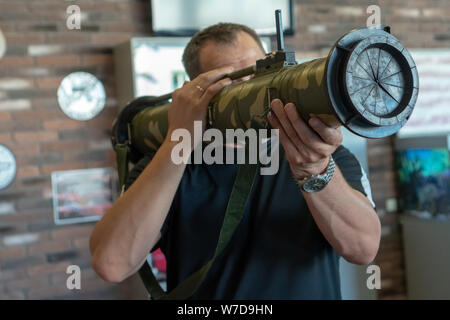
[123,153,173,252]
[332,145,376,208]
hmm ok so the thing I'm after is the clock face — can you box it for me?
[57,72,106,121]
[0,145,17,190]
[0,27,6,59]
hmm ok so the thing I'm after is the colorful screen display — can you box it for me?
[396,149,450,218]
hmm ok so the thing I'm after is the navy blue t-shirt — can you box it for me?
[125,144,373,299]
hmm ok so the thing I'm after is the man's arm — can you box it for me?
[89,140,186,282]
[301,166,380,265]
[89,66,234,282]
[268,99,381,265]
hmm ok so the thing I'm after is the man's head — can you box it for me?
[182,23,266,80]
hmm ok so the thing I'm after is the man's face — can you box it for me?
[198,31,266,80]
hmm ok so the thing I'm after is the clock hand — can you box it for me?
[378,82,399,104]
[366,50,377,80]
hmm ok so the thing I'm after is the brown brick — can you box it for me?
[0,112,11,121]
[16,166,40,178]
[86,160,115,169]
[4,33,47,45]
[27,261,70,277]
[0,56,34,67]
[82,54,113,66]
[43,119,84,131]
[0,246,27,260]
[41,162,86,175]
[12,109,60,121]
[4,276,50,291]
[35,55,80,67]
[73,237,90,249]
[9,144,40,156]
[90,33,131,45]
[51,225,94,240]
[28,239,73,255]
[0,210,49,225]
[46,33,92,44]
[34,76,64,89]
[0,133,12,144]
[0,268,27,282]
[14,131,58,144]
[41,140,87,152]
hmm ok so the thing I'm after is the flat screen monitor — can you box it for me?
[151,0,293,36]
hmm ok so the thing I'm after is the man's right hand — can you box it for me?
[167,66,234,147]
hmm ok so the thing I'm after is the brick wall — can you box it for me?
[0,0,152,300]
[0,0,449,300]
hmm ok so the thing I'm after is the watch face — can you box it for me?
[303,177,327,193]
[57,72,106,121]
[0,145,17,190]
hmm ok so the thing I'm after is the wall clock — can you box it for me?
[57,72,106,121]
[0,145,17,190]
[0,27,6,59]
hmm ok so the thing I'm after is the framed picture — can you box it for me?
[51,168,117,225]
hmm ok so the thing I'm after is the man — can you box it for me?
[90,23,381,299]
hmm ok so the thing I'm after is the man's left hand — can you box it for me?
[267,99,343,181]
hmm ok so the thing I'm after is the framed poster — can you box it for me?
[397,49,450,138]
[51,168,117,225]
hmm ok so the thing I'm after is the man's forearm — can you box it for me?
[90,139,186,282]
[302,166,381,265]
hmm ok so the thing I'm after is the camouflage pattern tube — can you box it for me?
[130,58,332,155]
[129,27,419,156]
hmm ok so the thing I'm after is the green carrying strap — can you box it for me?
[115,144,130,189]
[114,143,258,300]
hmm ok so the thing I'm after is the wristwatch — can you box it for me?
[296,156,335,193]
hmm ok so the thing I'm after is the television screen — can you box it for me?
[151,0,293,36]
[396,148,450,219]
